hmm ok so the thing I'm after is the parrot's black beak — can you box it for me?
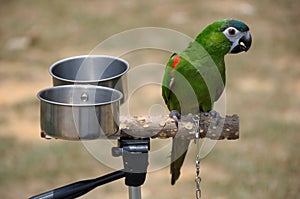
[230,32,252,54]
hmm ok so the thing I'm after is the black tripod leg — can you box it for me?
[29,170,126,199]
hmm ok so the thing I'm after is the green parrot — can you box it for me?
[162,19,252,185]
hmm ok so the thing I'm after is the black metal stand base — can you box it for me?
[29,138,150,199]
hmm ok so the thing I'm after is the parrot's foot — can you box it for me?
[169,110,181,129]
[204,110,221,126]
[203,110,219,117]
[209,110,219,117]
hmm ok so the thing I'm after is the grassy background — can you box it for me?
[0,0,299,198]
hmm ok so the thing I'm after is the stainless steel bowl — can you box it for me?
[49,55,129,102]
[37,85,123,140]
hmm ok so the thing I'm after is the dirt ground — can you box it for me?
[0,0,299,198]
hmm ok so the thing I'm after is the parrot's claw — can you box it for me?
[208,110,221,126]
[209,110,219,118]
[169,110,181,129]
[203,110,221,126]
[203,109,218,116]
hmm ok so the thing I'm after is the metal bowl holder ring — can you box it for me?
[33,55,149,199]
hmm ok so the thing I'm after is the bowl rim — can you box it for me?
[49,55,130,83]
[37,85,123,107]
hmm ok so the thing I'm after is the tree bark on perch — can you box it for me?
[116,113,239,140]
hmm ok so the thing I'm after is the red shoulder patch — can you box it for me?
[171,55,180,68]
[217,87,223,96]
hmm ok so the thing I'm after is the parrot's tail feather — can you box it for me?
[171,150,187,185]
[170,138,190,185]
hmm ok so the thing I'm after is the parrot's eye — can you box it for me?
[222,27,242,42]
[228,28,236,35]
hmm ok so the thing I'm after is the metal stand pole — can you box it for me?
[114,137,150,199]
[129,186,141,199]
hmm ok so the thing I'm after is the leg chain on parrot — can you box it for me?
[193,114,202,199]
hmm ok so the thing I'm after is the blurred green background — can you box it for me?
[0,0,299,198]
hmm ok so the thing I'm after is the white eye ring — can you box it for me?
[224,27,239,37]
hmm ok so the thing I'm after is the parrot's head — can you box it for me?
[196,19,252,55]
[221,19,252,54]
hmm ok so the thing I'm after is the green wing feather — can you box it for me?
[162,41,226,113]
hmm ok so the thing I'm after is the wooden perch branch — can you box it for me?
[115,113,239,140]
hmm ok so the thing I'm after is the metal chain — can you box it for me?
[195,154,201,199]
[193,115,200,140]
[193,115,201,199]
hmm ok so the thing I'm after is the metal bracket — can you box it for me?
[112,138,150,187]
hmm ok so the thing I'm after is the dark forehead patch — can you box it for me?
[222,19,249,32]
